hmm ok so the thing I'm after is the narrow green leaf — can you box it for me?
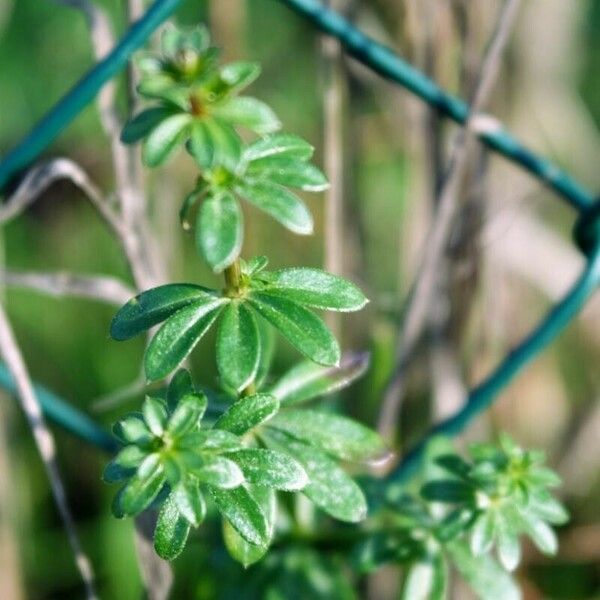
[496,514,521,571]
[447,541,520,600]
[528,493,569,525]
[120,454,166,515]
[220,61,261,92]
[194,455,244,488]
[215,393,279,435]
[215,96,280,134]
[222,486,275,567]
[353,533,409,572]
[210,485,269,546]
[134,52,161,75]
[236,181,313,235]
[420,480,474,504]
[203,118,242,169]
[113,414,152,445]
[162,455,184,486]
[265,430,367,523]
[528,467,562,488]
[111,445,148,469]
[436,508,475,542]
[268,352,369,405]
[243,133,314,162]
[144,298,227,381]
[269,409,386,463]
[434,454,472,479]
[172,479,206,526]
[400,555,447,600]
[121,106,178,144]
[142,113,191,166]
[196,192,243,272]
[167,393,208,437]
[471,512,496,556]
[137,76,188,108]
[179,429,242,453]
[249,293,340,367]
[167,369,194,412]
[400,562,434,600]
[111,284,219,341]
[142,396,168,436]
[431,555,449,600]
[260,268,368,312]
[161,24,209,56]
[216,301,260,392]
[241,255,269,276]
[499,433,520,457]
[103,461,135,483]
[154,493,191,560]
[111,486,127,519]
[249,158,328,191]
[255,315,275,389]
[187,121,215,169]
[520,511,558,554]
[228,448,308,490]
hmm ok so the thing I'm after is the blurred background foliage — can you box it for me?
[0,0,599,598]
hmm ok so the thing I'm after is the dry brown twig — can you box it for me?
[377,0,523,439]
[0,305,98,599]
[321,0,348,338]
[54,2,172,595]
[0,157,121,232]
[0,270,135,305]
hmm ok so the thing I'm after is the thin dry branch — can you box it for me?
[134,511,174,600]
[56,2,172,595]
[0,303,97,599]
[56,0,162,290]
[377,0,522,439]
[0,157,152,289]
[0,157,121,233]
[53,0,138,207]
[0,270,135,306]
[321,0,348,338]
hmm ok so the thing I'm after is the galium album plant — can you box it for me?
[106,24,385,563]
[103,23,569,594]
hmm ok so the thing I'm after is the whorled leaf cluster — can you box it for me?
[105,358,384,562]
[356,435,568,598]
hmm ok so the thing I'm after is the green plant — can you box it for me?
[106,25,384,564]
[101,27,569,594]
[356,435,568,599]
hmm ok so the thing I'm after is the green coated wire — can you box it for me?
[0,0,182,191]
[0,364,117,453]
[276,0,594,213]
[387,242,600,485]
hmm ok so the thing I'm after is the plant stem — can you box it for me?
[223,260,242,295]
[223,260,258,397]
[241,382,256,397]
